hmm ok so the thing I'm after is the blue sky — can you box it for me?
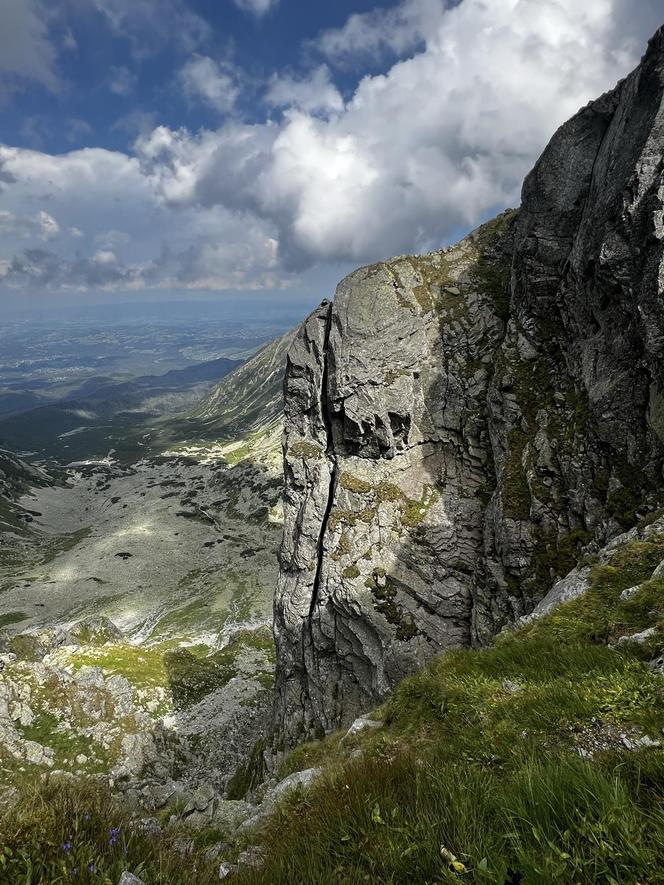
[0,0,662,310]
[3,1,404,155]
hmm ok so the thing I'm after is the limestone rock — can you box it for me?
[616,627,658,646]
[269,767,320,801]
[343,716,382,740]
[118,874,146,885]
[273,27,664,748]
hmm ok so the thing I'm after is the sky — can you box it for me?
[0,0,662,313]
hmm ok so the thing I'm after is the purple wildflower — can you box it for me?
[109,826,121,847]
[62,840,73,854]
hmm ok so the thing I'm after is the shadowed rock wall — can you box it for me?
[273,27,664,749]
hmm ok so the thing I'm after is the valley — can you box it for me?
[0,328,289,821]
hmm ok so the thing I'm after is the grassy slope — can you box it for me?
[232,529,664,884]
[3,528,664,882]
[0,780,221,884]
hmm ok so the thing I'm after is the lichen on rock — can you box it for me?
[273,28,664,750]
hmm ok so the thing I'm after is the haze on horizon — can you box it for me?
[0,0,662,316]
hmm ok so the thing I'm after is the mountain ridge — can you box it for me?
[273,25,664,748]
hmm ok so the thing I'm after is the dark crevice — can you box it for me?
[309,301,336,621]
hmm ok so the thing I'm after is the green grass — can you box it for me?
[71,643,170,689]
[0,611,27,628]
[0,779,221,884]
[70,627,275,710]
[231,529,664,884]
[235,751,664,884]
[18,712,110,773]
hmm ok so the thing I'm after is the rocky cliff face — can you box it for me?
[273,27,664,748]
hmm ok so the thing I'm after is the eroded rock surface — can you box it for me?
[274,28,664,747]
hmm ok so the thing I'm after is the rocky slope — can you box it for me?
[0,337,292,801]
[0,447,52,533]
[226,509,664,883]
[274,27,664,747]
[191,329,297,438]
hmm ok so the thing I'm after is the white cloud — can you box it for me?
[0,209,60,241]
[1,0,662,297]
[179,56,240,114]
[313,0,441,65]
[62,27,77,51]
[91,0,210,56]
[0,0,60,96]
[233,0,279,18]
[266,66,344,114]
[0,143,284,292]
[108,65,137,96]
[137,0,661,269]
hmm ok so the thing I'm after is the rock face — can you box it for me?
[274,28,664,748]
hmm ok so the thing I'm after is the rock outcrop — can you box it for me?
[273,27,664,748]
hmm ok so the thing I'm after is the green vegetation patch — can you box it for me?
[400,484,439,528]
[340,472,372,494]
[0,611,27,628]
[165,626,275,708]
[226,739,267,800]
[290,441,323,461]
[233,529,664,884]
[71,643,169,689]
[70,627,275,710]
[18,712,110,774]
[0,779,221,884]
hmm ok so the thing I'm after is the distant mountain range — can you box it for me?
[0,327,299,464]
[0,355,241,461]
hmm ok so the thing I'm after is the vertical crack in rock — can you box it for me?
[273,27,664,753]
[308,304,336,622]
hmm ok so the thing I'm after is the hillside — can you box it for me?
[0,356,241,463]
[190,328,298,437]
[229,513,664,883]
[0,447,52,534]
[2,509,664,883]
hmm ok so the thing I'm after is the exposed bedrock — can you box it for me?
[273,27,664,749]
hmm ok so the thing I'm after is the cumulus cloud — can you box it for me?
[179,56,240,114]
[233,0,280,18]
[1,0,663,296]
[136,0,662,269]
[265,66,344,114]
[1,247,144,290]
[0,143,284,293]
[0,159,17,191]
[313,0,441,66]
[0,0,60,97]
[0,209,60,241]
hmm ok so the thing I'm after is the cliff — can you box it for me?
[273,26,664,747]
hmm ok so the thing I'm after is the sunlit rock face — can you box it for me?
[273,26,664,749]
